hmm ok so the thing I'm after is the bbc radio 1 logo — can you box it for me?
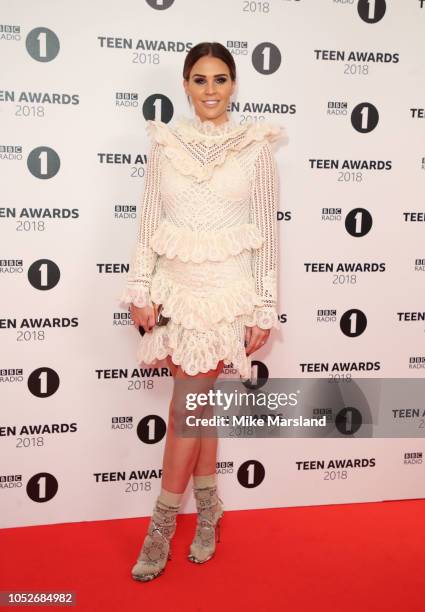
[140,94,174,123]
[116,92,174,122]
[28,368,60,397]
[327,101,379,132]
[27,259,61,290]
[340,309,367,337]
[27,473,59,502]
[357,0,386,23]
[27,147,60,178]
[1,146,61,178]
[321,207,373,238]
[237,460,265,488]
[329,101,380,132]
[351,102,379,133]
[252,42,281,75]
[319,308,369,337]
[335,406,363,435]
[110,416,172,445]
[345,208,373,236]
[137,415,167,444]
[25,27,60,62]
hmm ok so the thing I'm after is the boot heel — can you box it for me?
[216,516,222,544]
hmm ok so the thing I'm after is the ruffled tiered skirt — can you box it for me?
[136,235,264,377]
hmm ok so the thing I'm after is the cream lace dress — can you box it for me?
[118,114,287,377]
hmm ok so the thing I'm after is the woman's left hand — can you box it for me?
[244,325,270,356]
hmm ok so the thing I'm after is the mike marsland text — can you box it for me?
[185,415,327,427]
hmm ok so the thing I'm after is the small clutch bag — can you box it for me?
[156,303,170,327]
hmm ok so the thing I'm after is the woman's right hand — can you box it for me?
[130,302,158,333]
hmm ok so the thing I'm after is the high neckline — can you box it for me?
[189,113,240,137]
[173,113,249,143]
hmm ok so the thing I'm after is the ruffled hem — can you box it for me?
[118,285,151,309]
[117,280,279,331]
[136,319,252,377]
[150,271,264,332]
[146,117,288,183]
[149,220,264,263]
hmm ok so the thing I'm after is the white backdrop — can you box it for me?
[1,0,424,529]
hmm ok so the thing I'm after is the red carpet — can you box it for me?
[1,500,423,612]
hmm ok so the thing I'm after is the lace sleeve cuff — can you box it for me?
[246,306,279,330]
[118,285,152,310]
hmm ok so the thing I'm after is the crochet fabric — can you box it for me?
[118,114,288,377]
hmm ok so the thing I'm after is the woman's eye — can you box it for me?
[193,77,228,85]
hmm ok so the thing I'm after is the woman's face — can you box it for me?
[183,54,235,125]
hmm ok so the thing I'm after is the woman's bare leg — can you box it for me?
[161,355,224,493]
[191,361,225,477]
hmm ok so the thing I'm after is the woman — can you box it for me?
[119,41,287,581]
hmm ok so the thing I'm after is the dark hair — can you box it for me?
[183,41,236,82]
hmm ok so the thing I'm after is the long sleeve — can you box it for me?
[119,140,163,309]
[248,141,280,330]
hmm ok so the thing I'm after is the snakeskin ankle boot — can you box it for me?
[188,485,224,564]
[131,497,180,581]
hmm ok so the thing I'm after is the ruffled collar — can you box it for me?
[174,113,248,142]
[146,114,288,182]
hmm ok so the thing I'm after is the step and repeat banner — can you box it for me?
[1,0,424,529]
